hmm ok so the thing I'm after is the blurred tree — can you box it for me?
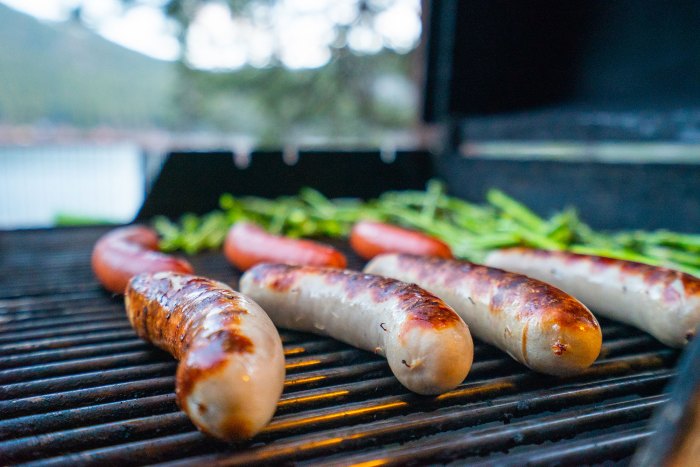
[122,0,423,146]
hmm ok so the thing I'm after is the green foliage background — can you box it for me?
[0,2,418,146]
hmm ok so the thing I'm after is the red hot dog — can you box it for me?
[224,221,347,271]
[92,225,193,294]
[350,220,453,261]
[485,247,700,347]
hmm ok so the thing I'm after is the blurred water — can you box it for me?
[0,144,145,229]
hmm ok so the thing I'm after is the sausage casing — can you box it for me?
[224,221,347,271]
[92,225,193,294]
[485,247,700,347]
[364,254,602,376]
[239,264,473,395]
[125,272,285,440]
[349,220,453,260]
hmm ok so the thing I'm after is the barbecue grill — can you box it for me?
[3,1,700,465]
[0,224,684,465]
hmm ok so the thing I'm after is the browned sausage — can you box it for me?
[240,263,473,395]
[125,272,285,440]
[485,247,700,347]
[92,225,193,294]
[365,254,602,376]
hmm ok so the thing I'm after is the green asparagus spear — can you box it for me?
[151,180,700,277]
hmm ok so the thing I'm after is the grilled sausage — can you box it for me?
[224,221,347,271]
[92,225,193,294]
[125,272,285,441]
[239,264,473,395]
[485,248,700,347]
[364,254,602,376]
[350,220,453,260]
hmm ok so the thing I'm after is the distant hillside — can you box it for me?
[0,4,176,128]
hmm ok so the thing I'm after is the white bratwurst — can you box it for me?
[485,247,700,348]
[364,254,602,376]
[125,272,285,441]
[239,263,473,395]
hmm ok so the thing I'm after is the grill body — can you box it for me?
[0,226,681,465]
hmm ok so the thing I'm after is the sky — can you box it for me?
[0,0,422,70]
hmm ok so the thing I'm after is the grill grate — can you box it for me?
[0,227,679,465]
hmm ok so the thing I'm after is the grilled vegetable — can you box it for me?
[152,182,700,277]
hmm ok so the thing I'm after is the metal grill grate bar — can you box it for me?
[1,412,192,464]
[0,363,177,400]
[0,330,138,355]
[0,377,176,419]
[0,314,127,334]
[0,394,178,442]
[0,322,133,344]
[319,396,666,466]
[468,425,654,466]
[0,340,151,370]
[15,370,672,466]
[160,371,672,466]
[0,350,167,384]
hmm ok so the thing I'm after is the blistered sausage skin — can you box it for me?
[239,264,473,395]
[92,225,193,294]
[364,254,602,376]
[125,272,285,441]
[485,248,700,348]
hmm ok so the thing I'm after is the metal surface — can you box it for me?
[632,323,700,466]
[0,227,681,465]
